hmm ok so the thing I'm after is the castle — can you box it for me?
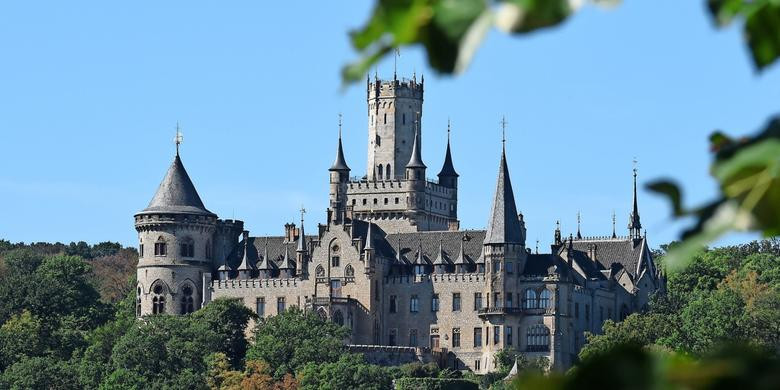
[134,75,662,372]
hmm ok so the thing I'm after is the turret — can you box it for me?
[437,120,459,189]
[257,238,273,279]
[363,221,375,274]
[405,118,426,215]
[433,234,449,274]
[296,213,308,277]
[134,136,217,316]
[329,115,351,224]
[236,231,255,279]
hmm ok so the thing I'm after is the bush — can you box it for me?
[394,377,479,390]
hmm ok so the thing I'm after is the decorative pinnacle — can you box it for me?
[500,116,507,149]
[338,113,343,139]
[174,122,183,156]
[447,117,451,141]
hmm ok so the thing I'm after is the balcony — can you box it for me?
[476,306,522,318]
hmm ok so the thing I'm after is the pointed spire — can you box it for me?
[365,221,374,251]
[454,234,468,265]
[413,238,426,265]
[297,206,307,253]
[437,118,458,178]
[139,149,215,217]
[576,212,582,240]
[628,160,642,239]
[395,234,404,264]
[279,244,295,270]
[484,124,524,245]
[257,238,272,271]
[329,114,350,172]
[237,234,255,272]
[433,233,448,265]
[406,113,426,169]
[554,220,562,246]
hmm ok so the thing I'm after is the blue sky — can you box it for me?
[1,1,778,248]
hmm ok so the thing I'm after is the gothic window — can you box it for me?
[524,289,538,309]
[316,265,325,277]
[539,289,552,309]
[410,295,419,312]
[386,164,391,178]
[180,238,194,258]
[452,328,461,348]
[333,310,344,326]
[506,326,513,346]
[344,264,354,277]
[474,292,483,310]
[431,294,439,312]
[526,325,550,352]
[139,244,144,258]
[348,310,354,329]
[331,256,340,267]
[154,237,167,256]
[180,285,195,314]
[136,287,142,317]
[152,284,166,314]
[378,164,383,179]
[277,297,286,313]
[362,199,367,205]
[473,327,482,347]
[506,262,514,274]
[493,326,500,345]
[452,293,461,311]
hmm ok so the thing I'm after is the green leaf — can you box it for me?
[647,180,685,216]
[496,0,572,34]
[745,3,780,69]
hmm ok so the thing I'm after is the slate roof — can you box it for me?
[524,254,569,277]
[483,150,523,245]
[406,131,426,169]
[570,237,648,279]
[383,230,485,266]
[228,236,309,271]
[329,136,350,171]
[437,139,458,178]
[138,154,216,217]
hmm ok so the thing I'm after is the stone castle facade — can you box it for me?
[134,75,662,373]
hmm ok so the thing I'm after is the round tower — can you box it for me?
[135,151,217,316]
[367,75,423,181]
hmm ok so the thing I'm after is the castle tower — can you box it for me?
[134,145,218,317]
[366,75,424,181]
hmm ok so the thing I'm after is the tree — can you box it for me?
[0,356,80,390]
[246,306,349,379]
[579,313,675,362]
[298,353,393,390]
[0,311,46,370]
[191,298,256,368]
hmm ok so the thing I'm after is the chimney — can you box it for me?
[284,223,298,242]
[448,220,460,231]
[587,244,597,261]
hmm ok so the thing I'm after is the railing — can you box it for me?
[476,306,554,316]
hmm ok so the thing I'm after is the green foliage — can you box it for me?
[397,361,441,378]
[394,377,479,390]
[0,311,46,370]
[579,313,675,361]
[246,306,349,379]
[298,353,394,390]
[0,356,81,390]
[191,298,256,368]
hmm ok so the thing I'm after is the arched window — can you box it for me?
[526,325,550,352]
[180,237,194,258]
[152,284,166,314]
[180,285,195,314]
[316,265,325,277]
[539,289,552,309]
[317,307,328,321]
[136,286,142,317]
[378,164,384,179]
[524,289,538,309]
[386,164,391,178]
[154,236,167,256]
[333,310,344,326]
[345,264,354,277]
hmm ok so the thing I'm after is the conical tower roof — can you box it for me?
[138,154,215,216]
[454,235,469,265]
[433,234,448,265]
[406,130,426,169]
[329,124,350,171]
[237,239,255,272]
[279,244,295,270]
[483,149,523,245]
[438,123,458,177]
[257,239,274,271]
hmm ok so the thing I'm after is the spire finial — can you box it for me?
[300,205,306,225]
[174,122,183,156]
[393,47,400,80]
[447,117,451,142]
[535,239,539,254]
[576,211,582,240]
[338,113,343,139]
[500,116,507,150]
[628,158,642,239]
[612,210,617,239]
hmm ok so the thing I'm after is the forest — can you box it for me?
[0,239,778,389]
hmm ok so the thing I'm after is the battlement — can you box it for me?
[216,219,244,232]
[211,277,298,290]
[384,273,486,285]
[367,77,423,100]
[134,213,217,229]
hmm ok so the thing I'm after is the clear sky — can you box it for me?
[1,1,778,248]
